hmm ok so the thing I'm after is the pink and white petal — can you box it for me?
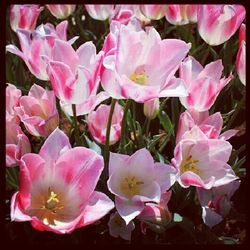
[47,61,76,102]
[39,128,71,166]
[16,29,31,54]
[202,206,223,228]
[60,91,110,116]
[212,164,238,187]
[101,68,125,100]
[201,112,223,136]
[20,153,46,187]
[179,171,215,189]
[159,77,188,98]
[109,151,130,175]
[11,192,32,222]
[6,44,28,62]
[76,41,96,68]
[176,111,195,144]
[132,181,161,203]
[6,144,18,167]
[115,196,144,225]
[198,60,223,81]
[154,163,177,191]
[179,56,203,87]
[219,129,238,140]
[82,191,114,226]
[55,20,68,40]
[181,125,208,141]
[51,39,79,72]
[127,148,155,178]
[55,147,104,201]
[191,139,232,168]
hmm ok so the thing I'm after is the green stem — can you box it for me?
[104,99,117,171]
[226,95,245,129]
[132,101,138,147]
[201,44,210,65]
[72,104,80,146]
[119,99,132,153]
[145,118,151,136]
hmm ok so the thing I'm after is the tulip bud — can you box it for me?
[140,5,167,20]
[236,24,246,85]
[10,5,42,32]
[46,5,76,19]
[143,98,159,120]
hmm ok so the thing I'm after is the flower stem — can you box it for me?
[201,44,210,65]
[104,98,117,170]
[72,104,80,146]
[119,99,132,153]
[145,118,151,136]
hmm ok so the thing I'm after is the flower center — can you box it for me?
[120,176,144,197]
[45,188,60,210]
[130,66,148,85]
[180,155,199,175]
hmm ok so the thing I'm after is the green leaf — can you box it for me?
[158,110,175,137]
[82,135,102,155]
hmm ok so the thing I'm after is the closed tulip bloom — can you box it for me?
[143,98,159,120]
[236,24,246,85]
[107,148,177,224]
[176,110,238,144]
[47,39,109,116]
[85,5,115,20]
[165,5,198,25]
[197,5,245,46]
[46,5,76,19]
[101,19,190,103]
[140,5,167,20]
[137,191,172,234]
[87,104,124,145]
[197,180,240,228]
[15,84,59,137]
[6,84,22,124]
[108,212,135,241]
[172,126,238,189]
[6,122,31,167]
[179,56,233,112]
[10,5,42,32]
[11,128,114,234]
[6,21,78,81]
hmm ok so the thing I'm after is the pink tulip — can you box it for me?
[137,191,172,234]
[236,24,246,85]
[6,84,22,124]
[172,126,238,189]
[101,19,190,103]
[140,5,167,20]
[6,122,31,167]
[85,5,115,20]
[179,56,233,112]
[197,5,245,46]
[6,21,78,81]
[108,212,135,241]
[107,148,177,224]
[87,103,124,145]
[46,39,109,116]
[46,5,76,19]
[197,180,240,228]
[15,84,59,137]
[165,5,198,25]
[10,5,42,32]
[11,128,114,234]
[143,98,159,120]
[176,110,238,144]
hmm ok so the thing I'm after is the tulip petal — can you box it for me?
[115,196,144,225]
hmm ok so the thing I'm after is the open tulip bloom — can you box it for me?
[11,128,114,234]
[101,19,191,103]
[172,126,238,189]
[107,148,176,225]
